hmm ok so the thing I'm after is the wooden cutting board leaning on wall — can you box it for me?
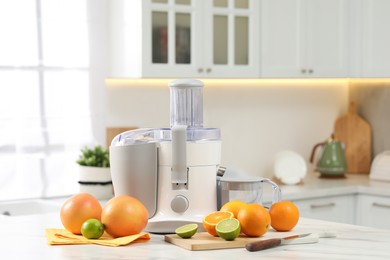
[106,127,138,148]
[333,102,372,174]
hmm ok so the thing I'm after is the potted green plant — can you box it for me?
[76,145,113,200]
[77,145,110,168]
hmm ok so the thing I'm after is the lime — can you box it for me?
[175,223,198,239]
[216,218,241,241]
[81,219,105,239]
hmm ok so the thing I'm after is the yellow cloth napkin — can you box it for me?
[46,228,150,247]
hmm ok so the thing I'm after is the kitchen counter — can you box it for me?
[267,173,390,202]
[1,212,390,259]
[2,174,390,259]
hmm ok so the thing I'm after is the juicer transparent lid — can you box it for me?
[111,127,220,146]
[112,79,220,146]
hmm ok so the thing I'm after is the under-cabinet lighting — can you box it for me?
[106,78,355,88]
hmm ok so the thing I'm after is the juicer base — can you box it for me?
[145,215,206,234]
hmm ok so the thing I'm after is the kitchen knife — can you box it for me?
[245,233,315,252]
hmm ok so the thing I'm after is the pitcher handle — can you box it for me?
[261,178,282,205]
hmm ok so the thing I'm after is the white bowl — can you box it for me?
[274,150,307,185]
[370,151,390,181]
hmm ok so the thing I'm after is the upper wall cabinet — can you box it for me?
[108,0,260,78]
[260,0,351,78]
[358,0,390,77]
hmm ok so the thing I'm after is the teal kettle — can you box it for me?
[310,135,347,177]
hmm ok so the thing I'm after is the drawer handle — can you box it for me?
[372,202,390,209]
[310,202,335,209]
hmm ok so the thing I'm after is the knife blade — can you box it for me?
[245,233,313,252]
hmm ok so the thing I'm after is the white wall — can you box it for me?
[105,79,349,179]
[350,79,390,157]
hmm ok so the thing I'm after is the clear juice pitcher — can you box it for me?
[217,167,281,209]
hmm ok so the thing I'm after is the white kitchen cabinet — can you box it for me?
[357,0,390,77]
[260,0,351,78]
[291,195,356,224]
[356,194,390,229]
[108,0,259,78]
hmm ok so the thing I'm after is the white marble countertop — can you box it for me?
[2,174,390,259]
[1,212,390,259]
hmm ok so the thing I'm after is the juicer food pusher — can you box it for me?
[110,79,221,233]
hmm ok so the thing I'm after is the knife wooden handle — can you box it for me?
[245,238,282,252]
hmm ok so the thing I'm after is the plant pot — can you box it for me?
[78,166,114,200]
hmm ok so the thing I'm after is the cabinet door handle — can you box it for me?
[308,69,313,74]
[310,202,335,209]
[301,69,306,74]
[198,68,203,73]
[372,202,390,209]
[206,68,212,73]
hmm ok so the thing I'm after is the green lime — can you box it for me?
[175,223,198,239]
[81,219,105,239]
[216,218,241,241]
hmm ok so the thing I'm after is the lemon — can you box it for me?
[216,218,241,241]
[81,219,105,239]
[175,223,198,239]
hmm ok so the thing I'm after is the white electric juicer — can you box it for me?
[110,79,221,233]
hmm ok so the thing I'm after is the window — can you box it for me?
[0,0,105,200]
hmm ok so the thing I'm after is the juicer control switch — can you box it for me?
[171,195,189,213]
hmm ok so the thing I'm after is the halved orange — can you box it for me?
[202,211,234,236]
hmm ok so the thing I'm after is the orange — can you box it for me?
[60,193,102,234]
[220,200,247,218]
[101,195,149,238]
[269,201,300,231]
[237,203,270,237]
[202,211,233,236]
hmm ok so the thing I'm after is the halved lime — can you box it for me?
[81,219,105,239]
[216,218,241,241]
[175,223,198,239]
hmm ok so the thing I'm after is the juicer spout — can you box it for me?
[171,125,188,189]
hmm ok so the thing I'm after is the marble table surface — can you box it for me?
[1,212,389,260]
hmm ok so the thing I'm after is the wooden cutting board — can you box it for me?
[164,230,308,251]
[334,102,372,174]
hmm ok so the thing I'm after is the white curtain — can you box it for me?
[0,0,107,200]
